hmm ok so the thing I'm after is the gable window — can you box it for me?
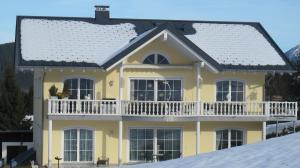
[64,78,94,99]
[216,80,244,101]
[64,128,93,162]
[130,79,182,101]
[143,54,169,65]
[216,129,244,150]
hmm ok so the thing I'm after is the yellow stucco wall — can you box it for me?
[41,121,262,165]
[38,38,266,165]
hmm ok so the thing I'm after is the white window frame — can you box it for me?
[215,79,246,102]
[63,77,95,100]
[142,53,170,65]
[214,128,246,151]
[128,77,183,101]
[61,127,95,163]
[127,127,183,163]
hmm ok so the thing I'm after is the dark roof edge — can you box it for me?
[254,23,296,71]
[16,15,260,26]
[221,64,297,73]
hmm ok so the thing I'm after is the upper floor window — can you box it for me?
[64,78,94,99]
[216,129,244,150]
[130,79,182,101]
[216,80,244,101]
[143,54,169,65]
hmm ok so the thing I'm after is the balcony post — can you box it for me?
[48,119,52,168]
[195,62,203,115]
[119,63,124,115]
[196,121,201,154]
[118,120,123,165]
[262,121,266,141]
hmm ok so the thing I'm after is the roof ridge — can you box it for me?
[17,15,260,25]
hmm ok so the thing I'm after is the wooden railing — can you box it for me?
[48,99,297,118]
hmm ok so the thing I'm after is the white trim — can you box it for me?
[106,30,219,73]
[214,78,246,102]
[123,64,193,70]
[142,52,171,65]
[127,126,183,163]
[61,126,95,164]
[196,121,201,154]
[1,142,33,164]
[262,121,266,141]
[127,77,183,101]
[118,120,123,165]
[48,119,52,168]
[106,31,167,71]
[213,128,247,151]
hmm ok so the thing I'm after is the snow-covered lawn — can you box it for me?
[123,133,300,168]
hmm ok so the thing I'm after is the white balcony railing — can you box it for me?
[48,99,298,118]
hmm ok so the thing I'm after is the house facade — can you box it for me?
[15,6,297,167]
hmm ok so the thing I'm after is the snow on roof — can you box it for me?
[19,18,287,68]
[21,19,138,66]
[186,23,286,65]
[124,133,300,168]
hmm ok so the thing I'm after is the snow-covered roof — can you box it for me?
[16,16,294,71]
[124,133,300,168]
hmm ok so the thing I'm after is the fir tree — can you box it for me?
[0,66,28,130]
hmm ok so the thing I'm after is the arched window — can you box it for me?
[64,78,94,99]
[143,54,169,65]
[64,128,93,162]
[216,129,244,150]
[216,80,244,101]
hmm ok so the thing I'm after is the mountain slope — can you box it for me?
[286,45,300,63]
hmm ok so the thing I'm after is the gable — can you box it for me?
[125,38,195,65]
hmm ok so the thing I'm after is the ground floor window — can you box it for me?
[216,129,244,150]
[129,128,181,162]
[64,128,93,162]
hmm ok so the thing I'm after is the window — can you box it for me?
[64,78,94,99]
[143,54,169,65]
[130,79,182,101]
[64,128,93,162]
[216,129,244,150]
[129,128,181,162]
[216,80,244,101]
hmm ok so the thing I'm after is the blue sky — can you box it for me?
[0,0,299,51]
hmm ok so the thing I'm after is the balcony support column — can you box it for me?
[48,119,52,168]
[195,62,203,115]
[262,121,266,141]
[119,63,124,115]
[196,121,201,154]
[118,120,123,165]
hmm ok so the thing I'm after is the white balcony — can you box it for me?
[48,99,298,121]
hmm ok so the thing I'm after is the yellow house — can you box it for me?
[15,6,297,167]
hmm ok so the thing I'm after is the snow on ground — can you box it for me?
[123,133,300,168]
[267,120,300,134]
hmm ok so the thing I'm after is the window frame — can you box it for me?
[215,79,246,102]
[63,77,95,100]
[61,127,95,163]
[128,77,183,101]
[142,53,170,65]
[127,127,183,163]
[214,128,246,151]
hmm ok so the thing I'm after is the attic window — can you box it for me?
[143,54,169,65]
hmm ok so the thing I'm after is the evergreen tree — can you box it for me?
[0,66,28,130]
